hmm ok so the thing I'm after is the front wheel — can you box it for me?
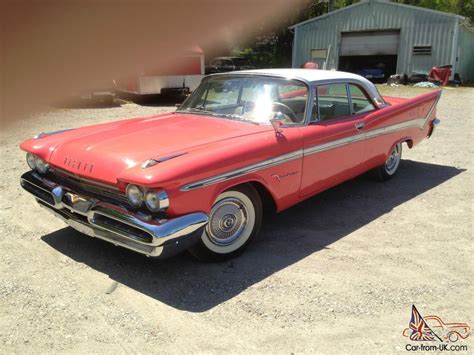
[375,142,402,181]
[188,185,262,262]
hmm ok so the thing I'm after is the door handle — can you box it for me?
[355,122,365,130]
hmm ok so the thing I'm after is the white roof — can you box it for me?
[208,68,384,104]
[235,68,365,83]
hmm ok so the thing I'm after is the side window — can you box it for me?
[349,84,375,114]
[316,84,351,121]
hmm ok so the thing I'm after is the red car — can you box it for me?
[403,315,470,342]
[20,69,441,261]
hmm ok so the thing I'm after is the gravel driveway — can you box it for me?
[1,87,473,353]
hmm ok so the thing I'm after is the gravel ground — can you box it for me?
[1,87,473,354]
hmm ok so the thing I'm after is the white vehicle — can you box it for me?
[116,46,204,98]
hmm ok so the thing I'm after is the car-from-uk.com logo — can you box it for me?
[403,305,470,352]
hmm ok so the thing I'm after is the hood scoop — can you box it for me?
[141,152,187,169]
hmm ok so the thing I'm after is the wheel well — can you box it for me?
[226,181,277,214]
[404,139,413,148]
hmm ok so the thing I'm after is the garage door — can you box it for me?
[340,30,400,56]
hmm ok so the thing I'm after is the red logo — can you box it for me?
[63,156,94,173]
[402,305,470,343]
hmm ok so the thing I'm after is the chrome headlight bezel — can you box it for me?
[144,189,169,212]
[126,184,144,207]
[35,158,50,174]
[26,153,37,170]
[26,153,49,174]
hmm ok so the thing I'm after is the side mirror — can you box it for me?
[270,112,285,133]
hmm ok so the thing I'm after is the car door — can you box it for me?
[300,83,369,198]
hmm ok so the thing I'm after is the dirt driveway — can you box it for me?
[1,87,473,353]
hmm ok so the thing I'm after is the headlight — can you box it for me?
[126,184,144,207]
[26,153,49,173]
[144,189,169,212]
[35,158,49,174]
[26,153,37,170]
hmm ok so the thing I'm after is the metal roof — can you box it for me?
[289,0,464,29]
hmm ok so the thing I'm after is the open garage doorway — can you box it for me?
[338,30,400,83]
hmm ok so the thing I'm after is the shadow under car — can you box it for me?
[41,159,464,312]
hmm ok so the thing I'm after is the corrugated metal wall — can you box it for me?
[293,1,459,75]
[457,26,474,81]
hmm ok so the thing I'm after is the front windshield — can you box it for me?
[178,76,308,125]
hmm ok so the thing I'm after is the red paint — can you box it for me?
[20,90,440,217]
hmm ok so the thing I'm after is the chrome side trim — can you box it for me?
[180,149,304,191]
[363,119,424,140]
[180,114,438,191]
[303,132,364,156]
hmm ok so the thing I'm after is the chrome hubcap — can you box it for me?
[207,197,248,246]
[385,143,401,175]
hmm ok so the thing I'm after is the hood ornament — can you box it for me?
[142,152,187,169]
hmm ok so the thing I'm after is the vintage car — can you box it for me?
[205,56,256,75]
[402,315,470,342]
[20,69,441,261]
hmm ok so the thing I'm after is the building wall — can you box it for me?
[293,1,459,75]
[457,26,474,81]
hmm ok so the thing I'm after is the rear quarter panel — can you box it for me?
[363,90,441,169]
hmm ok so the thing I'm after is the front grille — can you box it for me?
[21,179,55,205]
[46,169,128,206]
[92,214,154,243]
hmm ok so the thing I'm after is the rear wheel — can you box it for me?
[188,185,262,262]
[375,142,402,181]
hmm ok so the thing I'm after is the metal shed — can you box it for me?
[290,0,474,81]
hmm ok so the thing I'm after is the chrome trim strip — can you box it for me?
[180,149,304,191]
[303,132,364,156]
[180,114,438,191]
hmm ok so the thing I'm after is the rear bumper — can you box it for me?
[428,118,441,138]
[20,171,208,258]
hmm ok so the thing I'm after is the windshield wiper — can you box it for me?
[178,107,216,115]
[177,108,259,125]
[217,114,259,125]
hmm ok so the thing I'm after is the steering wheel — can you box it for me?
[272,102,298,122]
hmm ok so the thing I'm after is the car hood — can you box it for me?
[22,113,272,185]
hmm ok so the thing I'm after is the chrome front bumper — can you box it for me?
[20,171,208,258]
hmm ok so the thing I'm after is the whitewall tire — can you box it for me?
[188,185,262,262]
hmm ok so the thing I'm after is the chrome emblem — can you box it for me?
[271,171,299,182]
[63,157,94,173]
[65,192,87,204]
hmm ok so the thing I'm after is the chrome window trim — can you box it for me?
[180,74,312,127]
